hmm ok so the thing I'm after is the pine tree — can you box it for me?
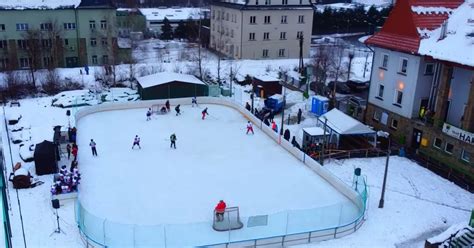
[160,17,173,41]
[174,21,187,40]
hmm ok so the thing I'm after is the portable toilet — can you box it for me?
[311,95,329,116]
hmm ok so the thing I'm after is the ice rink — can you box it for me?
[77,104,357,226]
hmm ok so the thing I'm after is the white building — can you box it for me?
[139,7,209,36]
[210,0,314,59]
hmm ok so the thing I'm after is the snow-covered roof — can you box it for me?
[319,109,375,135]
[0,0,80,9]
[303,127,325,136]
[136,72,205,88]
[418,0,474,67]
[139,7,203,22]
[254,75,279,82]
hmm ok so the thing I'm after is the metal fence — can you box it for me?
[0,112,13,248]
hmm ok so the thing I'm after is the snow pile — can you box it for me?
[101,88,139,102]
[10,129,31,144]
[411,6,454,15]
[51,88,139,107]
[19,142,35,163]
[136,72,205,88]
[418,0,474,67]
[0,0,80,9]
[352,0,392,7]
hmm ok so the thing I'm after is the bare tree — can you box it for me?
[212,10,230,85]
[22,29,43,87]
[44,19,64,69]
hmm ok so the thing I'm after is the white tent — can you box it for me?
[317,109,376,148]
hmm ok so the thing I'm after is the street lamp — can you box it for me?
[377,130,390,208]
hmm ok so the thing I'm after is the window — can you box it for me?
[101,38,108,46]
[263,32,269,40]
[100,20,107,29]
[461,149,471,162]
[212,10,215,19]
[278,49,285,57]
[425,63,434,75]
[226,13,229,21]
[92,55,98,65]
[262,49,268,58]
[43,56,52,67]
[90,20,96,29]
[17,40,27,49]
[297,31,303,39]
[298,15,304,23]
[281,15,287,24]
[445,142,454,154]
[280,32,286,40]
[19,58,30,68]
[41,39,52,48]
[0,40,7,49]
[399,58,408,74]
[0,58,8,70]
[90,38,97,46]
[0,24,5,31]
[390,119,398,129]
[64,23,76,30]
[249,32,255,40]
[282,0,288,4]
[377,84,384,99]
[16,23,28,31]
[373,111,381,122]
[230,29,234,38]
[381,53,389,68]
[265,0,271,4]
[40,23,52,31]
[433,138,442,149]
[250,16,256,24]
[264,16,271,24]
[394,90,403,106]
[102,55,109,64]
[64,39,69,45]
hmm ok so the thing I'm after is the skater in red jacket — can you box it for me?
[214,200,226,222]
[202,107,209,120]
[246,121,254,135]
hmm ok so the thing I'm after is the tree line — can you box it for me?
[313,6,392,34]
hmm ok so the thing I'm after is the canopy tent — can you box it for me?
[34,140,59,175]
[317,109,376,149]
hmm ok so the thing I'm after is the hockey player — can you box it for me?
[89,139,98,156]
[202,107,208,120]
[170,133,177,149]
[246,121,254,135]
[165,100,170,112]
[66,143,71,160]
[132,135,141,149]
[146,108,152,121]
[175,104,181,116]
[192,96,198,107]
[71,144,78,161]
[214,200,227,222]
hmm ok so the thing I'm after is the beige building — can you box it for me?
[210,0,313,59]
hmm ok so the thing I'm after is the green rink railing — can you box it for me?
[74,97,369,247]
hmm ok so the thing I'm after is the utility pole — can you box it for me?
[298,35,304,73]
[320,117,327,165]
[230,66,233,98]
[279,86,287,144]
[377,131,390,208]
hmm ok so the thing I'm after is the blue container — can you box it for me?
[311,96,329,116]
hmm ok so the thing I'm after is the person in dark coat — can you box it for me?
[268,111,274,122]
[284,129,290,141]
[170,133,177,149]
[291,136,301,150]
[297,108,302,124]
[245,102,251,111]
[165,100,170,112]
[66,144,71,160]
[175,104,181,116]
[263,118,270,126]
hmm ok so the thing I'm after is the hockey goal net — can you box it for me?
[151,104,165,114]
[212,206,244,231]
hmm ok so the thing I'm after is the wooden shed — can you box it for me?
[252,75,282,99]
[136,72,208,100]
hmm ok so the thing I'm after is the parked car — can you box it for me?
[348,96,367,108]
[347,80,369,91]
[327,81,351,94]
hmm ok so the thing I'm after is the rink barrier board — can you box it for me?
[74,97,368,247]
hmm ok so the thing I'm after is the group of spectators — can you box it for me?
[51,162,81,195]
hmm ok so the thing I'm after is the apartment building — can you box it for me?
[365,0,473,176]
[0,0,116,70]
[210,0,313,59]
